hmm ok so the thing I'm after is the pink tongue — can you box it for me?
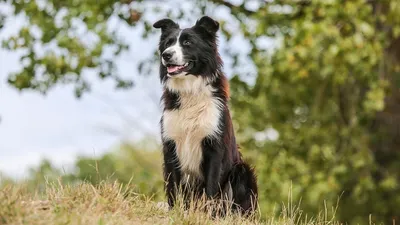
[167,65,183,73]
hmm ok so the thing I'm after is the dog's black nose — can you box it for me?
[162,52,172,61]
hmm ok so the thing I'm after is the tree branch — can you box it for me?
[208,0,255,16]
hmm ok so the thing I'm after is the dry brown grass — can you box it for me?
[0,180,345,225]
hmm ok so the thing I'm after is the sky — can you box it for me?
[0,26,162,178]
[0,0,262,179]
[0,3,162,179]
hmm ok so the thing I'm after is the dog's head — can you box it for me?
[153,16,221,81]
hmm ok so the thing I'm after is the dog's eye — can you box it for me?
[183,40,191,46]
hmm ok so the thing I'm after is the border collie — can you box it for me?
[153,16,258,216]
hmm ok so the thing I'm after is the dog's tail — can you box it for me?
[227,162,258,215]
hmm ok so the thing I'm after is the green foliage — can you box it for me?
[2,0,136,97]
[71,141,164,199]
[2,0,400,224]
[8,140,165,201]
[228,1,400,224]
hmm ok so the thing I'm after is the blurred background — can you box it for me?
[0,0,399,224]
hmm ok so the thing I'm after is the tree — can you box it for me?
[1,0,140,97]
[2,0,400,224]
[227,1,400,224]
[0,0,249,97]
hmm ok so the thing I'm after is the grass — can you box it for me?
[0,180,344,225]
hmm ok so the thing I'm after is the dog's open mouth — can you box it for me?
[166,62,191,75]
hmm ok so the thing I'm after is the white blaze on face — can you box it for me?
[162,31,185,67]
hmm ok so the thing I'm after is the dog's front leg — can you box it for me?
[163,140,181,209]
[202,137,223,198]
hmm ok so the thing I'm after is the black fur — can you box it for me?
[162,90,180,110]
[154,16,258,216]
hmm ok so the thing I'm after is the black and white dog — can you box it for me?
[153,16,258,215]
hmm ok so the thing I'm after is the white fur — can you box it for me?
[162,31,185,66]
[165,74,207,93]
[162,75,223,181]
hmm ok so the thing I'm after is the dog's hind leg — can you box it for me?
[228,162,258,216]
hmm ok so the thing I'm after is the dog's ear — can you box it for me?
[153,18,179,33]
[194,16,219,35]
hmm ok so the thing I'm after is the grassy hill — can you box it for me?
[0,181,349,225]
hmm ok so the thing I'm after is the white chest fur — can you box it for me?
[162,75,222,181]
